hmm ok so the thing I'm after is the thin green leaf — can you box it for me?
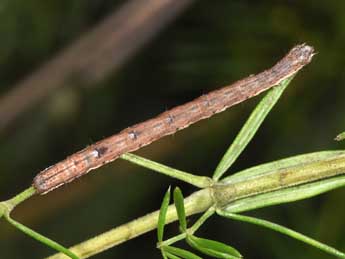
[187,235,242,259]
[158,187,171,243]
[218,211,345,259]
[161,250,170,259]
[121,153,211,188]
[165,251,182,259]
[221,150,345,184]
[4,214,79,259]
[173,187,187,232]
[163,246,203,259]
[213,76,294,181]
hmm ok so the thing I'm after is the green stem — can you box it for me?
[121,153,212,188]
[0,187,36,218]
[160,233,187,247]
[45,188,213,259]
[5,186,36,210]
[1,187,78,258]
[159,207,215,248]
[213,152,345,208]
[165,251,182,259]
[217,210,345,259]
[4,213,79,259]
[158,209,218,256]
[189,207,215,234]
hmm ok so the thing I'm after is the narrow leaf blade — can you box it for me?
[121,153,211,188]
[187,235,242,259]
[163,246,203,259]
[173,187,187,231]
[165,251,182,259]
[158,187,171,242]
[213,76,294,181]
[218,212,345,259]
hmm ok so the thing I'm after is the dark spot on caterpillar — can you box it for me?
[189,105,198,112]
[74,159,81,165]
[167,115,174,124]
[95,146,108,158]
[128,131,139,140]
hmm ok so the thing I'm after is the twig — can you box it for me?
[45,189,213,259]
[45,150,345,259]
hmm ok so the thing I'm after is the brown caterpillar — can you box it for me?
[33,44,315,194]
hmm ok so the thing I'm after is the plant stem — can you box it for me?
[160,207,216,248]
[213,153,345,208]
[189,207,215,234]
[217,211,345,259]
[121,153,212,188]
[160,233,187,247]
[45,149,345,258]
[5,214,79,259]
[45,188,213,259]
[0,186,36,216]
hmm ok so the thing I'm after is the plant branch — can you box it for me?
[45,189,213,259]
[217,211,345,259]
[4,214,79,259]
[159,204,215,248]
[188,207,215,234]
[1,187,77,258]
[121,153,212,188]
[0,187,36,217]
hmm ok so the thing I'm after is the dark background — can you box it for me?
[0,1,345,258]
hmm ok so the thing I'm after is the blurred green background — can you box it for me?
[0,1,345,258]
